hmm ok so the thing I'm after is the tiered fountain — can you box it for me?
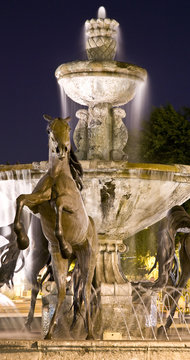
[53,7,190,339]
[55,9,190,286]
[1,6,190,358]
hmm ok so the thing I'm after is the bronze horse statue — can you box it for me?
[133,205,190,333]
[156,206,190,333]
[13,115,97,339]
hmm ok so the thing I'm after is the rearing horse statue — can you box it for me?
[14,115,98,339]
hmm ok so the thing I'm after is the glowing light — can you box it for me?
[97,6,106,19]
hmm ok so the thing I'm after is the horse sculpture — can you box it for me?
[156,206,190,333]
[13,115,98,339]
[132,205,190,334]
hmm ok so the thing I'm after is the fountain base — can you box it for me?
[1,339,190,360]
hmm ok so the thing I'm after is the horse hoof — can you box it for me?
[157,325,169,338]
[86,334,94,340]
[44,333,52,340]
[24,323,32,332]
[17,235,29,250]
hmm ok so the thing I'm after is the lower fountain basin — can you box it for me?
[81,161,190,240]
[1,161,190,240]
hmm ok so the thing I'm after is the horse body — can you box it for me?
[14,115,97,339]
[37,169,89,250]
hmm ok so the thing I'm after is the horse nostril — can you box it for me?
[65,146,68,152]
[56,146,59,154]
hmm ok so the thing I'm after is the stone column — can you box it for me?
[73,104,129,161]
[112,107,128,161]
[88,103,112,161]
[73,109,88,160]
[96,237,127,284]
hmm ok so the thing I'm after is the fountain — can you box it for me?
[1,6,190,359]
[54,8,190,331]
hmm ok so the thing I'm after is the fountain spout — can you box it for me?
[97,6,106,19]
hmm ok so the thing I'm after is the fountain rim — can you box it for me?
[55,60,147,83]
[1,161,190,184]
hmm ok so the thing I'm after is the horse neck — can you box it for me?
[48,152,72,178]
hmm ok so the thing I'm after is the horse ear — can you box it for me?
[64,116,71,123]
[43,114,53,122]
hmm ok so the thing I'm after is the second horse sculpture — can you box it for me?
[14,115,97,339]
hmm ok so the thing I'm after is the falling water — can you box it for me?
[0,293,33,339]
[0,169,33,227]
[116,27,127,61]
[58,84,82,150]
[123,77,151,162]
[0,169,40,299]
[125,76,151,131]
[58,85,70,119]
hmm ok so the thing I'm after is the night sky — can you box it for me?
[0,0,190,164]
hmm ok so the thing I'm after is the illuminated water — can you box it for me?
[97,6,106,19]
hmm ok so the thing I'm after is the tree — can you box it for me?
[127,104,190,164]
[140,104,190,164]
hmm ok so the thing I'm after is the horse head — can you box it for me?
[43,114,71,160]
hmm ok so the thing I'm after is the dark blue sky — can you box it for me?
[0,0,190,164]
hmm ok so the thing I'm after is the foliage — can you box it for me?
[127,104,190,165]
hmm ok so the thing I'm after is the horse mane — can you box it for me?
[69,148,83,191]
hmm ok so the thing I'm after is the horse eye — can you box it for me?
[47,129,50,135]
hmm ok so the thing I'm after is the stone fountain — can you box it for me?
[53,9,190,338]
[1,7,190,354]
[54,11,190,283]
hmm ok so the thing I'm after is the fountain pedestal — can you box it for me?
[96,237,127,284]
[74,105,128,161]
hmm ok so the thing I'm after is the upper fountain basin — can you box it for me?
[55,61,147,106]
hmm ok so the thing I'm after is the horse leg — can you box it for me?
[14,195,30,250]
[14,177,52,250]
[25,286,39,330]
[70,263,83,330]
[78,248,96,339]
[159,235,190,332]
[54,201,72,258]
[25,219,50,331]
[44,250,68,340]
[76,218,97,340]
[158,273,189,334]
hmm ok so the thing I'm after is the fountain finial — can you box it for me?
[85,8,119,61]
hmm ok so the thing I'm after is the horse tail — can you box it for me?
[0,241,20,288]
[169,253,180,286]
[167,205,190,237]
